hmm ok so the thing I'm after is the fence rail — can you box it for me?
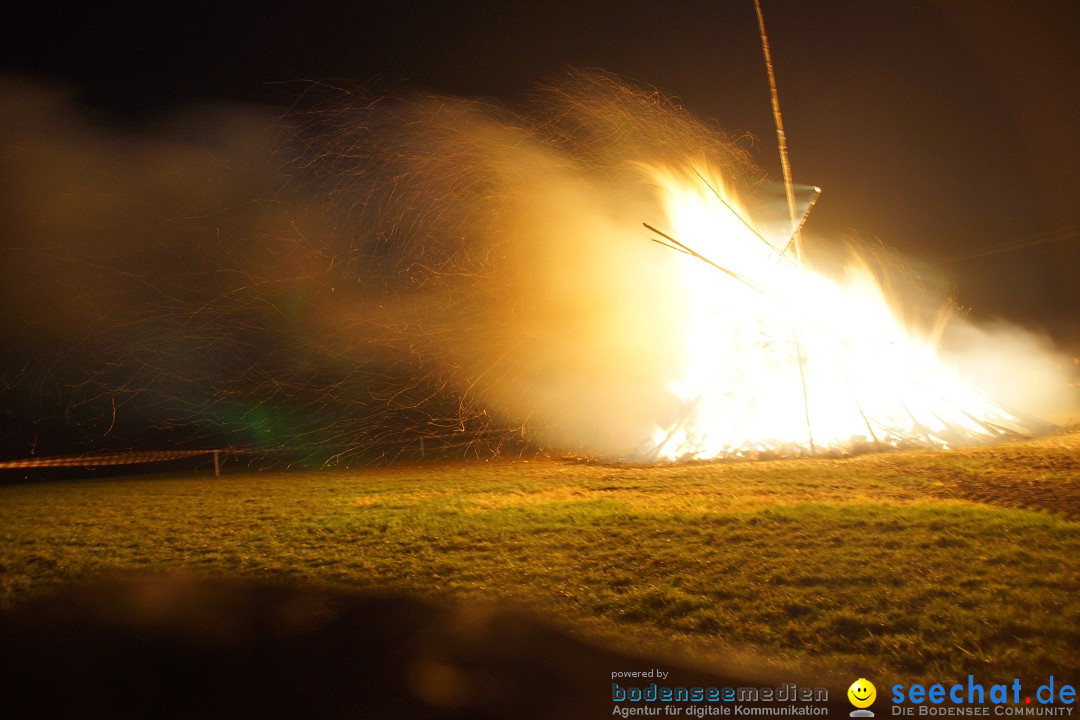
[0,449,224,475]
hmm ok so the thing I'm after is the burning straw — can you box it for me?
[0,73,1072,464]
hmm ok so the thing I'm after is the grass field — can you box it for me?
[2,430,1077,685]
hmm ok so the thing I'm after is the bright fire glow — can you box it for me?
[647,163,1032,460]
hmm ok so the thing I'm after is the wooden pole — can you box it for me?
[753,0,801,262]
[212,449,220,477]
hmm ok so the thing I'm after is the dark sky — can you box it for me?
[3,0,1078,343]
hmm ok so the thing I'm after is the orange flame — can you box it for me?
[645,163,1031,460]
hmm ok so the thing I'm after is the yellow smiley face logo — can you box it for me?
[848,678,876,708]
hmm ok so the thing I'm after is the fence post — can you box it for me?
[212,449,220,477]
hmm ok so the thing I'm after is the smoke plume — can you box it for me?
[1,72,1074,464]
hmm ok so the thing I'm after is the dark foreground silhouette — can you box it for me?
[0,574,849,718]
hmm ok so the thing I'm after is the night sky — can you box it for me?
[2,1,1077,340]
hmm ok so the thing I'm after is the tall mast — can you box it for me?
[753,0,801,262]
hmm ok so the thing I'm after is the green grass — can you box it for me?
[2,430,1078,684]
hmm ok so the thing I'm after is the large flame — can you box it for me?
[0,74,1071,464]
[646,162,1032,460]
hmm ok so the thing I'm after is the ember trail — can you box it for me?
[3,72,1065,465]
[296,71,1049,462]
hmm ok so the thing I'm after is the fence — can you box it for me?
[0,449,225,476]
